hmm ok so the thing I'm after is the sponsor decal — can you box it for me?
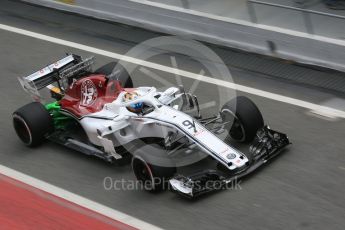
[193,129,205,137]
[80,79,98,106]
[226,153,237,159]
[220,148,229,154]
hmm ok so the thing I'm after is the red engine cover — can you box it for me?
[60,74,124,118]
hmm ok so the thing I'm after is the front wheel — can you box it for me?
[221,96,264,143]
[13,102,54,147]
[131,145,176,192]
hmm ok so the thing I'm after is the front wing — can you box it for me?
[169,126,290,198]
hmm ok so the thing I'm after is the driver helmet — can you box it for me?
[124,91,143,113]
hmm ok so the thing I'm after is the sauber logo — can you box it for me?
[81,79,98,106]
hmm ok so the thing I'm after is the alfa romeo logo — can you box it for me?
[80,79,98,106]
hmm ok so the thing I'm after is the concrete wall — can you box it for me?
[22,0,345,72]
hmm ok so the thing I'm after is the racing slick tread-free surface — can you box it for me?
[221,96,264,143]
[13,102,54,147]
[132,144,177,191]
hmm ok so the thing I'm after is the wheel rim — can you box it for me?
[132,157,155,190]
[13,115,32,145]
[221,109,246,142]
[230,118,245,142]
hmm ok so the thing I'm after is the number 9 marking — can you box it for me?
[182,120,194,129]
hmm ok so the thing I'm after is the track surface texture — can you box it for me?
[0,1,345,230]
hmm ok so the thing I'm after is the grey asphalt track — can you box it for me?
[1,1,345,230]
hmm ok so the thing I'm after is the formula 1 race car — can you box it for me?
[13,54,290,198]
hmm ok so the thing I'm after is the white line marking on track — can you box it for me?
[0,164,162,230]
[0,23,345,119]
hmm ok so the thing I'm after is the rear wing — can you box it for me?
[18,54,94,100]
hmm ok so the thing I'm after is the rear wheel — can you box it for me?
[221,96,264,143]
[95,62,133,88]
[13,102,54,147]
